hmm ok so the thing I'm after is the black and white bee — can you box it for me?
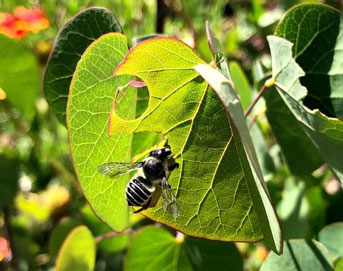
[97,143,180,218]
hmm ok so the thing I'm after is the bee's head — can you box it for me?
[149,145,172,160]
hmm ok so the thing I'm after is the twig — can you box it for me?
[245,83,268,118]
[3,207,20,271]
[248,113,260,130]
[95,228,132,243]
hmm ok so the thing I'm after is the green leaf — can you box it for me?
[125,226,243,271]
[125,226,193,271]
[267,35,343,183]
[249,124,275,179]
[67,33,132,231]
[55,225,96,271]
[44,7,123,125]
[0,35,39,121]
[275,3,343,119]
[185,237,243,271]
[0,155,19,208]
[335,257,343,271]
[260,240,333,271]
[229,61,252,110]
[194,64,282,254]
[49,217,81,259]
[318,223,343,260]
[276,178,309,239]
[264,83,323,175]
[111,37,264,243]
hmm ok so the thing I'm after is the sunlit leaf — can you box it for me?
[44,7,123,125]
[67,33,132,231]
[55,226,96,271]
[111,37,266,244]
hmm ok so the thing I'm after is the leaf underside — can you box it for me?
[111,37,263,242]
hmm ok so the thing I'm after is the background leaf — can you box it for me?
[260,239,333,271]
[267,35,343,183]
[264,84,323,175]
[67,33,132,231]
[112,37,264,243]
[185,236,243,271]
[229,61,251,110]
[0,154,19,208]
[48,217,81,259]
[0,35,40,121]
[275,3,343,119]
[125,226,192,271]
[318,222,343,260]
[44,7,123,125]
[55,225,96,271]
[125,226,243,271]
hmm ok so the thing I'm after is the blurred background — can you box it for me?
[1,0,343,270]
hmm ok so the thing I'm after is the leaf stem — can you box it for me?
[244,83,268,118]
[3,207,20,271]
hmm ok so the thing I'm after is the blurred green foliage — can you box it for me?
[1,0,343,270]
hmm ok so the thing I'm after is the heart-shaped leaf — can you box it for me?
[0,35,40,121]
[44,7,123,125]
[275,3,343,119]
[267,35,343,183]
[55,226,95,271]
[110,37,281,249]
[67,33,132,231]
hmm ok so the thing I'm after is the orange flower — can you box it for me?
[0,6,49,39]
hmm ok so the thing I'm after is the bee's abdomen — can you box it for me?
[126,176,152,207]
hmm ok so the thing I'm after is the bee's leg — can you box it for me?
[168,163,179,171]
[133,198,152,214]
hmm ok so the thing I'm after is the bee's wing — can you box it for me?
[97,162,143,178]
[161,177,180,218]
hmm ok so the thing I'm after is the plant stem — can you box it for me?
[95,228,132,243]
[244,83,268,118]
[3,207,20,271]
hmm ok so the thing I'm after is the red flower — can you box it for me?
[0,6,49,39]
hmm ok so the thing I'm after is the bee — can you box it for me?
[97,143,180,218]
